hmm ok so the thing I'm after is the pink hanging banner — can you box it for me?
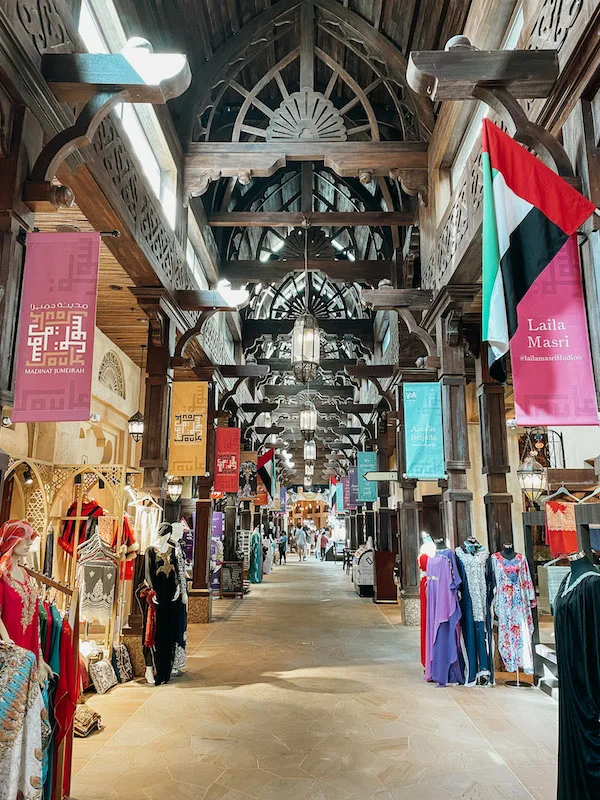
[511,235,598,426]
[12,232,100,423]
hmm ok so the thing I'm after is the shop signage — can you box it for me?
[210,511,224,592]
[348,467,359,508]
[279,484,287,515]
[12,232,100,423]
[357,452,377,502]
[342,475,351,508]
[214,428,241,492]
[403,382,445,480]
[220,560,244,597]
[511,236,599,425]
[364,471,399,482]
[168,382,209,476]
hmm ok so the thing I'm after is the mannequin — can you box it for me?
[433,537,447,551]
[168,522,188,675]
[0,520,52,683]
[491,545,535,674]
[249,525,262,583]
[501,542,516,560]
[455,536,494,686]
[425,540,464,686]
[138,523,181,686]
[554,551,600,798]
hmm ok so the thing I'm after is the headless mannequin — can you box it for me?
[434,537,447,551]
[144,525,178,685]
[463,535,482,553]
[0,537,53,684]
[501,543,516,560]
[568,551,598,581]
[168,522,188,677]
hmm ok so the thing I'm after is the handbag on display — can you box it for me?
[89,658,118,695]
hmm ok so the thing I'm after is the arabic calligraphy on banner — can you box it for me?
[214,428,241,492]
[168,382,209,476]
[12,232,100,422]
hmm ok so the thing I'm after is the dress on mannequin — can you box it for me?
[138,523,183,685]
[169,523,188,673]
[249,528,262,583]
[455,540,494,686]
[417,552,429,669]
[425,544,464,686]
[554,554,600,800]
[491,549,535,674]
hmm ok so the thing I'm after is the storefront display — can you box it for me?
[554,554,600,799]
[249,527,262,583]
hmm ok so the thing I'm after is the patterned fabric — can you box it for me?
[78,563,116,627]
[0,642,46,800]
[455,547,490,622]
[88,659,117,695]
[0,520,37,578]
[111,644,133,683]
[492,553,536,674]
[0,570,41,662]
[545,501,578,556]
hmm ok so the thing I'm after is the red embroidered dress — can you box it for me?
[0,570,41,663]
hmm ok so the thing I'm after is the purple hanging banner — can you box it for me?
[348,468,359,509]
[210,511,225,592]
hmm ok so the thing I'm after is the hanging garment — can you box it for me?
[0,642,47,800]
[262,536,273,575]
[76,532,117,627]
[425,549,464,686]
[139,546,180,685]
[491,553,536,674]
[455,545,495,686]
[58,499,104,555]
[418,553,429,669]
[41,678,56,800]
[48,604,62,677]
[43,526,54,578]
[114,516,138,580]
[134,504,163,554]
[172,541,188,672]
[554,568,600,799]
[53,618,79,799]
[249,530,262,584]
[545,500,578,557]
[0,570,41,662]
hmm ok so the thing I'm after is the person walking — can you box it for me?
[315,530,322,559]
[320,530,329,561]
[278,531,288,565]
[296,527,307,561]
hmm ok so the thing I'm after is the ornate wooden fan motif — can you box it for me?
[266,90,347,142]
[279,227,335,260]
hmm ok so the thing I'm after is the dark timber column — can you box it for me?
[240,500,252,532]
[476,343,513,553]
[365,501,376,543]
[188,384,216,624]
[376,415,394,551]
[224,493,238,562]
[349,511,358,550]
[437,313,473,547]
[140,307,175,495]
[356,505,365,545]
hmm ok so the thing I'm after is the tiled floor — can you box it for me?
[72,558,558,799]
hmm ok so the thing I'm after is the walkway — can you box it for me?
[72,559,558,800]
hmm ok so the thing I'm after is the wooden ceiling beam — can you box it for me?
[361,287,433,310]
[209,212,414,227]
[263,384,354,399]
[221,259,392,287]
[243,318,374,348]
[257,358,355,372]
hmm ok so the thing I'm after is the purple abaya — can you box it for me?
[425,548,465,686]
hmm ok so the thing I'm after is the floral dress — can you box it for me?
[491,553,536,674]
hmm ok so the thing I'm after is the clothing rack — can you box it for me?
[26,567,79,800]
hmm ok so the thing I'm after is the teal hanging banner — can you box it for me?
[357,451,377,502]
[403,382,445,480]
[336,480,345,512]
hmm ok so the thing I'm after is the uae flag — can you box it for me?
[257,448,277,500]
[482,118,596,383]
[328,477,338,510]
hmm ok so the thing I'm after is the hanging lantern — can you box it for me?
[128,344,147,443]
[517,452,548,507]
[291,313,320,382]
[300,402,317,440]
[166,475,184,503]
[304,476,312,489]
[305,463,314,476]
[304,440,316,461]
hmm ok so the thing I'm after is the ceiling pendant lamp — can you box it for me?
[304,440,316,461]
[305,463,314,476]
[300,401,317,441]
[290,221,320,382]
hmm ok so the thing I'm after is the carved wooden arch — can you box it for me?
[179,0,433,145]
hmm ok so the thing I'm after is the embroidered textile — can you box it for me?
[78,564,116,627]
[0,570,40,661]
[456,546,494,686]
[89,659,117,695]
[0,642,45,800]
[492,553,536,674]
[111,644,133,683]
[545,500,578,557]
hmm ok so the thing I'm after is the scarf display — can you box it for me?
[0,519,37,577]
[545,501,578,557]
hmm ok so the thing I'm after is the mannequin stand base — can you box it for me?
[505,680,533,689]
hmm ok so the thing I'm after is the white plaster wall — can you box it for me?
[467,421,488,549]
[552,426,600,469]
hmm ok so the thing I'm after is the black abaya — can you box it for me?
[143,546,180,685]
[554,570,600,799]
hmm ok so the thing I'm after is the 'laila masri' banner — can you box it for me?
[12,232,100,423]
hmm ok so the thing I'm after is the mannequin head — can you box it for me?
[169,522,184,543]
[0,519,37,576]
